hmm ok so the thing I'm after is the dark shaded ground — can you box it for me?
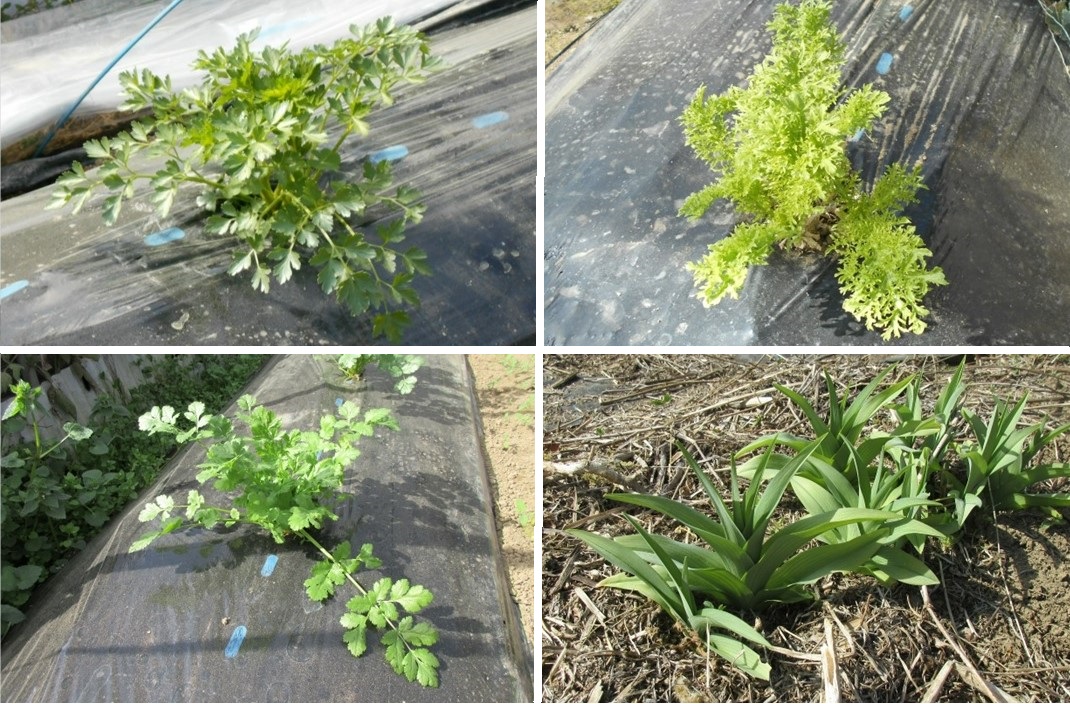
[542,355,1070,702]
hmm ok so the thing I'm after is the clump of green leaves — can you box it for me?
[569,441,933,680]
[515,499,534,539]
[680,0,945,339]
[337,353,423,395]
[0,356,265,640]
[1,381,92,635]
[133,395,440,686]
[48,18,443,341]
[947,396,1069,529]
[570,361,1069,680]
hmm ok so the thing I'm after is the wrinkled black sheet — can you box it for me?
[544,0,1070,345]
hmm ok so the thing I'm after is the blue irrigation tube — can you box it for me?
[32,0,188,158]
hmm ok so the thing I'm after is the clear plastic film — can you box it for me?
[0,0,488,151]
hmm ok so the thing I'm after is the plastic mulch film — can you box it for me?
[0,355,534,703]
[0,3,535,345]
[544,0,1070,346]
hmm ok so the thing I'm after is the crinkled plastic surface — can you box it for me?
[0,4,535,345]
[0,0,496,147]
[0,354,533,703]
[544,0,1070,345]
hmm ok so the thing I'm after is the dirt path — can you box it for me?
[546,0,620,72]
[468,355,535,647]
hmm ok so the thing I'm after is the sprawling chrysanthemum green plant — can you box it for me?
[680,0,946,339]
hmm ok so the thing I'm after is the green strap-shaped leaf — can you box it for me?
[763,530,886,592]
[774,383,829,442]
[613,533,740,577]
[865,545,938,585]
[705,631,771,680]
[689,604,771,647]
[676,445,746,546]
[746,508,896,592]
[839,368,913,444]
[604,493,748,568]
[567,528,687,622]
[622,515,697,619]
[735,432,812,460]
[678,568,753,607]
[748,441,821,544]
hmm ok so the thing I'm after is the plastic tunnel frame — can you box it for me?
[544,0,1070,345]
[0,355,534,702]
[0,1,536,345]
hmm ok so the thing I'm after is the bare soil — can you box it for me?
[468,355,536,648]
[545,0,620,73]
[542,354,1070,703]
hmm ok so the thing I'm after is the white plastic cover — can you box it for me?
[0,0,468,148]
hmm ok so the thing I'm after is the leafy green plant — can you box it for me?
[337,353,423,395]
[48,18,443,342]
[679,0,945,339]
[0,356,265,640]
[0,380,93,635]
[1039,0,1070,46]
[133,395,440,686]
[515,499,534,539]
[946,396,1070,529]
[491,355,535,426]
[569,441,921,679]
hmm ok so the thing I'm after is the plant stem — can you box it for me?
[296,527,428,657]
[298,528,369,597]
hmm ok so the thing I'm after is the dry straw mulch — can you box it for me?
[542,354,1070,703]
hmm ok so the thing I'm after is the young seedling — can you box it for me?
[132,395,440,687]
[515,499,534,539]
[336,354,423,395]
[680,0,945,339]
[48,18,443,342]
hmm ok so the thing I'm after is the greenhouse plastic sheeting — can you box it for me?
[544,0,1070,345]
[0,355,533,703]
[0,4,535,345]
[0,0,503,147]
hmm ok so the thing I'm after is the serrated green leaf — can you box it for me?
[342,622,368,657]
[138,502,163,522]
[340,611,368,630]
[317,258,345,295]
[129,531,161,553]
[251,265,271,293]
[159,516,183,535]
[373,310,410,343]
[63,423,93,441]
[332,540,352,561]
[390,580,434,613]
[384,644,439,687]
[394,616,438,646]
[288,506,313,531]
[305,559,345,601]
[84,140,110,159]
[346,590,378,614]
